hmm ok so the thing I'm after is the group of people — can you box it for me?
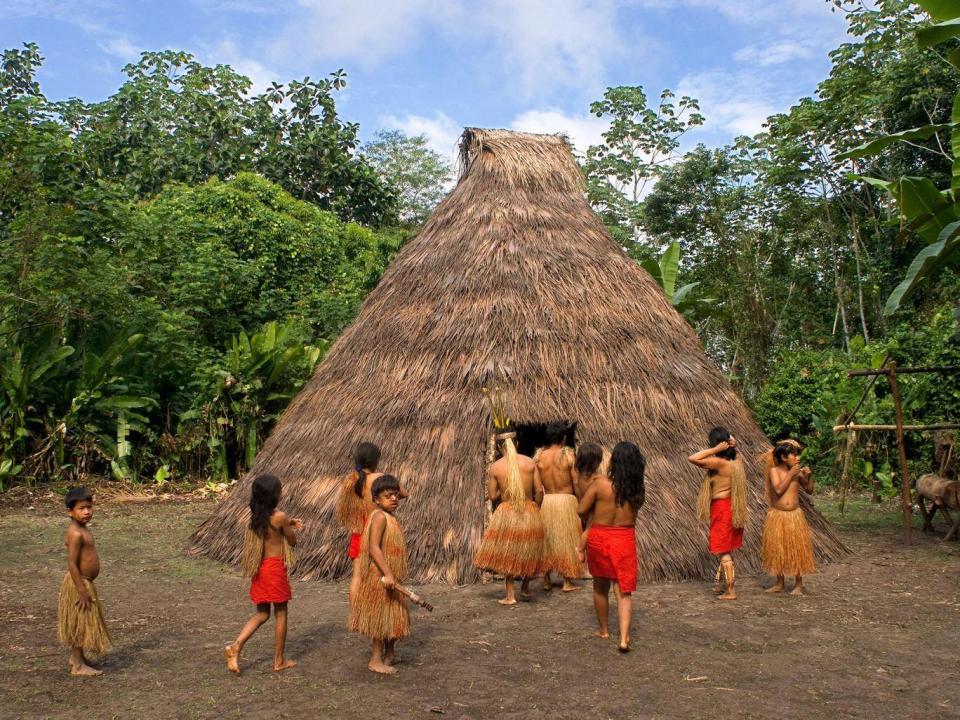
[54,425,817,677]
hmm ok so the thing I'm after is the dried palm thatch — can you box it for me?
[188,128,847,583]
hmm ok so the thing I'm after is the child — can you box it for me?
[688,426,749,600]
[535,422,581,592]
[577,442,645,653]
[224,474,302,674]
[474,430,545,605]
[347,474,409,674]
[59,486,111,676]
[762,440,815,595]
[336,442,383,603]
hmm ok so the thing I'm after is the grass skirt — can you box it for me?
[761,508,816,576]
[58,574,111,654]
[540,493,583,577]
[474,500,544,577]
[347,512,410,641]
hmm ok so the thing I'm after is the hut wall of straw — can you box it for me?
[188,128,847,584]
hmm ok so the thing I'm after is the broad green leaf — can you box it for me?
[884,220,960,314]
[918,18,960,48]
[913,201,960,244]
[671,282,699,306]
[658,241,681,297]
[836,123,958,160]
[29,346,75,382]
[898,176,950,224]
[97,396,154,410]
[639,258,663,287]
[953,93,960,192]
[852,175,896,194]
[917,1,960,21]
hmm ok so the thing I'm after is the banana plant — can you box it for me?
[640,241,713,318]
[837,1,960,315]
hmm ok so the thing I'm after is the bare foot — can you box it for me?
[498,597,517,606]
[712,583,724,594]
[618,641,631,653]
[718,590,737,601]
[562,581,581,592]
[790,585,805,596]
[765,584,785,594]
[384,648,401,665]
[274,659,297,672]
[224,645,240,674]
[368,660,397,674]
[593,630,610,639]
[70,663,103,677]
[520,589,535,599]
[542,579,553,592]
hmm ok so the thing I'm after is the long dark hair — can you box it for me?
[249,474,281,537]
[610,442,645,509]
[575,442,603,476]
[353,442,381,497]
[708,426,736,461]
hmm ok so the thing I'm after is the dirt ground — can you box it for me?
[1,496,958,720]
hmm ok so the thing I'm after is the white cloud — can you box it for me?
[677,70,777,137]
[267,0,624,99]
[98,36,142,63]
[510,108,607,155]
[733,40,814,67]
[199,38,282,95]
[379,111,462,164]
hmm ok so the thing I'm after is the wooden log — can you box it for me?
[833,423,960,432]
[847,366,960,377]
[887,363,912,544]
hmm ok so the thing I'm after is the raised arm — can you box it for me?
[770,464,802,497]
[66,529,91,610]
[688,438,735,470]
[799,466,815,494]
[367,512,396,588]
[275,510,300,547]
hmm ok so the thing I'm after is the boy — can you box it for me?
[474,430,545,605]
[347,474,409,674]
[536,422,581,592]
[762,440,815,595]
[59,486,110,676]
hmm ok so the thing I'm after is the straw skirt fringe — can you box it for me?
[474,500,544,577]
[347,512,409,641]
[58,574,111,654]
[540,493,582,577]
[761,508,816,576]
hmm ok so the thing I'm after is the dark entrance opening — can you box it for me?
[512,420,578,457]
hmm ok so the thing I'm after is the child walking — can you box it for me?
[224,474,302,674]
[59,486,111,676]
[347,474,410,674]
[577,442,646,653]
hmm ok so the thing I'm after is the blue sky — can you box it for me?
[4,1,849,162]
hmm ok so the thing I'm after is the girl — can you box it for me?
[762,440,815,595]
[577,442,645,653]
[347,474,410,674]
[224,474,302,674]
[688,426,748,600]
[337,442,383,603]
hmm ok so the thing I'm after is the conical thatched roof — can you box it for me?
[189,128,847,583]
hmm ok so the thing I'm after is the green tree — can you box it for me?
[582,86,704,252]
[363,130,452,225]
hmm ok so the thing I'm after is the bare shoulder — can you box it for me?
[271,510,288,526]
[518,454,536,469]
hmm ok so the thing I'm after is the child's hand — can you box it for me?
[381,573,397,590]
[728,436,737,448]
[76,590,92,611]
[576,547,586,563]
[290,518,304,530]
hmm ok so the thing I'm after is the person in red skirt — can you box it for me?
[224,474,302,674]
[689,427,749,601]
[576,442,646,653]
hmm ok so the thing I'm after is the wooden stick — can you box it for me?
[888,363,912,544]
[832,423,960,432]
[847,366,960,377]
[382,578,433,611]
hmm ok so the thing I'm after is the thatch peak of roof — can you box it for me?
[458,127,584,193]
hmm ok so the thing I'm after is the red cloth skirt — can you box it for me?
[709,497,743,554]
[249,556,292,605]
[348,532,362,560]
[586,524,638,593]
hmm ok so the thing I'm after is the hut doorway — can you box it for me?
[512,421,577,457]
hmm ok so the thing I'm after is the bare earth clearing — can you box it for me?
[1,496,958,720]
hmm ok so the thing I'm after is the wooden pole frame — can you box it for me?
[834,364,960,544]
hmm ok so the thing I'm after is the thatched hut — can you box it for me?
[189,128,846,583]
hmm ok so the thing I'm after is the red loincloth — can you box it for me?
[586,524,638,593]
[348,532,362,560]
[249,556,292,605]
[709,497,743,555]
